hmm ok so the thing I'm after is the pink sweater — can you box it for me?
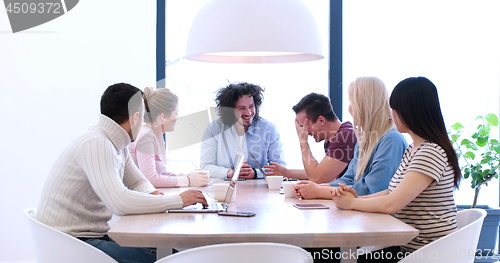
[129,126,189,187]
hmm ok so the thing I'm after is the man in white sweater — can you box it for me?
[37,83,207,263]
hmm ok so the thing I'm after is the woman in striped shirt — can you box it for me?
[333,76,462,262]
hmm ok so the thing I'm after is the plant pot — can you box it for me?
[457,205,500,263]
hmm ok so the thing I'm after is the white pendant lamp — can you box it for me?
[185,0,324,63]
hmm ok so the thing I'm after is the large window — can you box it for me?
[163,0,330,172]
[162,0,500,206]
[343,0,500,206]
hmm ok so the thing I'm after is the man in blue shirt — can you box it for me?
[200,82,285,179]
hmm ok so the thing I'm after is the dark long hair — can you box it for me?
[390,77,461,188]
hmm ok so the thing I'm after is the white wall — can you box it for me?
[0,1,156,261]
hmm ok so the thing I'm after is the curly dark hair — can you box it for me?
[215,82,264,126]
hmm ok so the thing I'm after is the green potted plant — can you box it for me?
[450,113,500,208]
[450,113,500,261]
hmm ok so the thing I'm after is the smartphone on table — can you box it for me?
[293,203,329,210]
[218,211,256,217]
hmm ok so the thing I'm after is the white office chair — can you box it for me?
[398,208,487,263]
[24,207,118,263]
[154,242,313,263]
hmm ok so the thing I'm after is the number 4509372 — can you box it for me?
[5,3,62,14]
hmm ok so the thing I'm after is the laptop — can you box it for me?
[167,152,244,213]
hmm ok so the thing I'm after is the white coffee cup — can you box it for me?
[206,183,230,202]
[266,175,283,190]
[282,181,298,198]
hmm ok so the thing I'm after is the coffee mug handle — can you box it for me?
[205,186,214,199]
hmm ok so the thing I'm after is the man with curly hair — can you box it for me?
[200,82,285,179]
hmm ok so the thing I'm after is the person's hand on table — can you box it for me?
[187,171,210,187]
[150,190,164,195]
[293,181,321,199]
[264,162,288,177]
[228,161,255,179]
[332,190,356,210]
[331,183,358,198]
[179,189,208,207]
[239,161,256,179]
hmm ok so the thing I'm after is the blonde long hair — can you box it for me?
[348,77,394,180]
[143,87,178,124]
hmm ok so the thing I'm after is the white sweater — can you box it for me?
[37,115,183,238]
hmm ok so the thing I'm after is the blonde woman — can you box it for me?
[294,77,408,199]
[129,87,209,187]
[333,77,461,261]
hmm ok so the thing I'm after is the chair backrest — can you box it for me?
[399,208,487,263]
[24,207,118,263]
[154,242,313,263]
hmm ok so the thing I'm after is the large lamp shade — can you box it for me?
[185,0,324,63]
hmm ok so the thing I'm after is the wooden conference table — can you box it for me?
[109,179,418,263]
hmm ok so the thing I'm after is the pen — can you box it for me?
[250,153,267,175]
[295,189,302,200]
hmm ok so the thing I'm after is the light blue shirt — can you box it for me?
[329,128,408,196]
[200,118,285,178]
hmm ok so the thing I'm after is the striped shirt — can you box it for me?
[388,141,457,252]
[37,115,184,238]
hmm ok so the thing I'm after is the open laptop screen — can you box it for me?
[224,152,244,204]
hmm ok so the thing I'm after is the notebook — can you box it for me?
[167,152,244,213]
